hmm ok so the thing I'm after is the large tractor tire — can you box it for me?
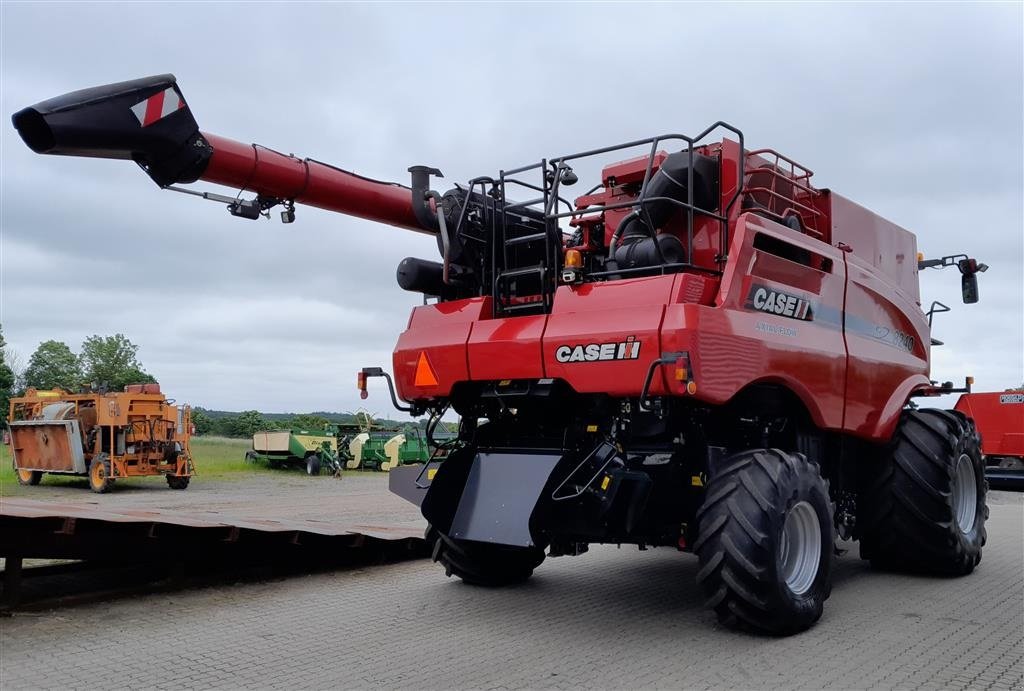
[305,454,321,476]
[694,448,834,635]
[859,409,987,575]
[426,525,546,587]
[16,468,43,486]
[88,453,113,494]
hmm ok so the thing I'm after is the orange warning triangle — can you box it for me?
[414,351,439,387]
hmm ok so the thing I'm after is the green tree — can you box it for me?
[23,340,82,391]
[291,413,329,430]
[0,326,15,422]
[229,410,268,438]
[79,334,155,391]
[191,409,213,436]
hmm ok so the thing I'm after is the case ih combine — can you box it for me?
[13,75,990,635]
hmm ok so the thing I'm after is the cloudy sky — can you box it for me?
[1,2,1021,414]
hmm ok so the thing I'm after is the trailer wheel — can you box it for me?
[305,455,321,476]
[244,451,258,464]
[694,448,833,635]
[859,409,987,575]
[15,469,43,486]
[166,475,190,490]
[426,525,546,587]
[88,453,112,494]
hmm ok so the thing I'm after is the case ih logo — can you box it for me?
[1000,393,1024,404]
[747,285,814,321]
[555,337,641,363]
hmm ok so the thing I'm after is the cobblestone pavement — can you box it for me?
[2,493,1021,690]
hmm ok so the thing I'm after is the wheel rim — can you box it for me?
[779,501,821,596]
[17,469,32,482]
[91,462,105,485]
[952,453,977,534]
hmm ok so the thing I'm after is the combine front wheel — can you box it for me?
[859,409,987,575]
[426,526,546,587]
[694,448,834,635]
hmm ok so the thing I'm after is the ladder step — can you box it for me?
[497,266,546,280]
[505,232,548,246]
[499,301,547,313]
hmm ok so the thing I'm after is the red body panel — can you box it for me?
[955,392,1024,458]
[468,315,547,381]
[393,299,489,400]
[684,214,849,430]
[831,193,929,439]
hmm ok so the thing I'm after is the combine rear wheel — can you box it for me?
[16,469,43,486]
[88,453,112,493]
[859,409,987,575]
[694,448,834,635]
[426,526,546,587]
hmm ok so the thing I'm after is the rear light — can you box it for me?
[673,353,697,395]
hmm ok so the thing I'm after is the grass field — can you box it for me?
[0,436,275,496]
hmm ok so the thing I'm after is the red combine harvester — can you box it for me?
[13,75,990,634]
[955,390,1024,490]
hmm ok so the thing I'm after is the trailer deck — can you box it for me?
[0,473,428,607]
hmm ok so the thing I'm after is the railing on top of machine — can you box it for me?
[488,122,747,316]
[742,148,826,239]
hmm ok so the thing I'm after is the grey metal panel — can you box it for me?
[389,462,442,507]
[450,451,562,548]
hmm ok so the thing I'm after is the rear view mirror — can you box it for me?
[961,273,979,304]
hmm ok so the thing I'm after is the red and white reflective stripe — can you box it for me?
[130,87,184,127]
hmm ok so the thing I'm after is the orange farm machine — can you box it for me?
[12,75,994,634]
[7,384,193,493]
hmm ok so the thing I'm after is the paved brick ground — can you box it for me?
[2,493,1021,690]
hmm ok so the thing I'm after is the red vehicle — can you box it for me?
[13,75,990,635]
[956,390,1024,488]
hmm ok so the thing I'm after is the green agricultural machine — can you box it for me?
[245,428,341,476]
[345,428,438,471]
[346,430,398,471]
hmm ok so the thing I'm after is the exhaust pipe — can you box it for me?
[11,74,211,187]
